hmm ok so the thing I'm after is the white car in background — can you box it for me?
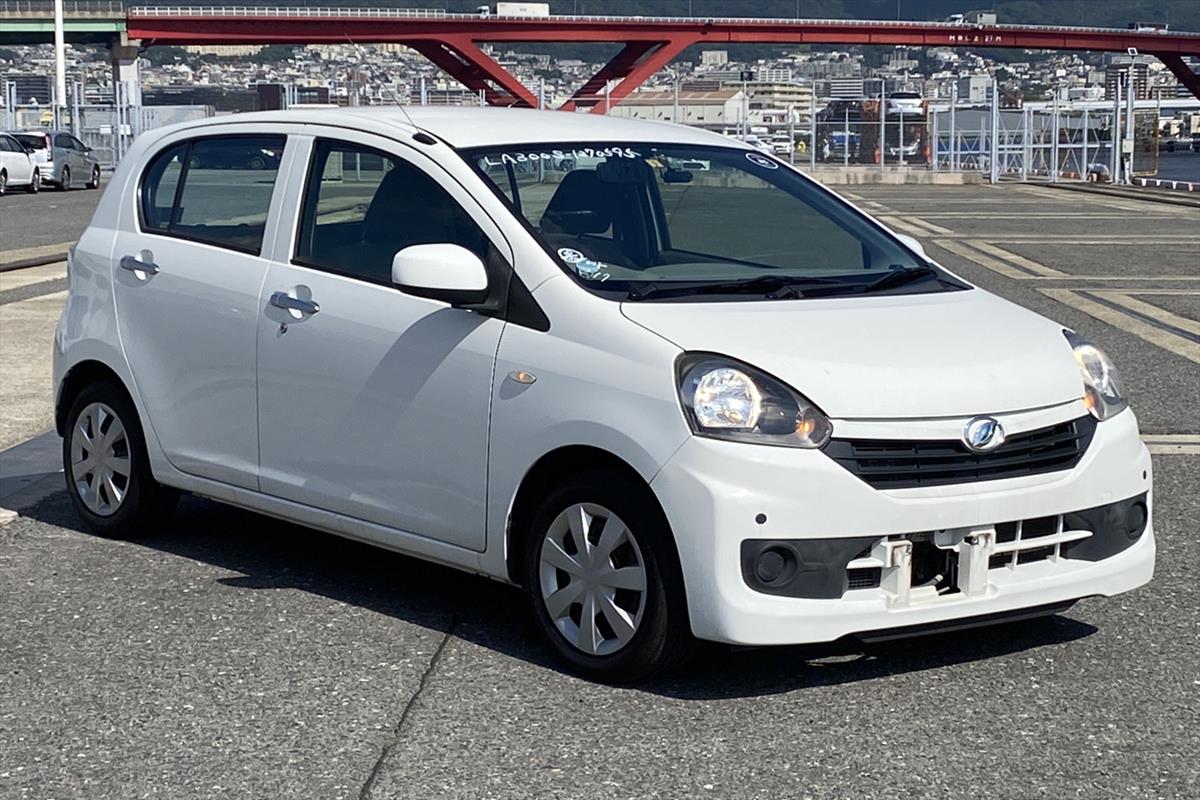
[54,108,1154,681]
[0,132,40,195]
[885,91,925,117]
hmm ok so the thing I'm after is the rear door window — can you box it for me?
[139,135,286,254]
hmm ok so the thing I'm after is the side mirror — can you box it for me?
[392,244,488,307]
[893,233,926,259]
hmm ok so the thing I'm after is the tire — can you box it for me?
[62,380,178,539]
[0,170,7,196]
[26,169,39,193]
[87,165,100,189]
[59,167,70,191]
[522,470,695,682]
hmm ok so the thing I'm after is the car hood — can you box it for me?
[621,288,1083,419]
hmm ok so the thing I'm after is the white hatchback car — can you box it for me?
[55,108,1153,680]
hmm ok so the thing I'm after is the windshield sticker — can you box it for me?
[481,147,641,168]
[745,152,779,169]
[573,257,611,282]
[557,247,585,264]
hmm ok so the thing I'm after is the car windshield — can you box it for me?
[12,134,46,150]
[463,142,961,300]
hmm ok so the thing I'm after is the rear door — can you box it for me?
[111,127,294,489]
[255,130,509,550]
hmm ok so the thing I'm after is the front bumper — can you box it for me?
[651,405,1154,645]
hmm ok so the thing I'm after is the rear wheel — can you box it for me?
[59,167,70,191]
[87,165,100,189]
[0,170,7,196]
[26,169,39,193]
[63,380,177,538]
[523,470,695,682]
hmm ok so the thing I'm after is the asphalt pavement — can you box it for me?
[0,180,1197,799]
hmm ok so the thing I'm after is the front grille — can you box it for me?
[822,416,1097,490]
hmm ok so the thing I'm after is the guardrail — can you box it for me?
[121,6,1200,38]
[0,0,124,14]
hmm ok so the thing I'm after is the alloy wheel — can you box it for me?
[538,502,648,656]
[69,402,131,516]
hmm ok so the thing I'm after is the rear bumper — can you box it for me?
[651,407,1154,645]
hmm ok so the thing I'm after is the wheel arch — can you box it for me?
[56,360,132,436]
[503,445,687,606]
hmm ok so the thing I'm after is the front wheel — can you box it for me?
[523,470,695,682]
[87,165,100,189]
[63,381,177,538]
[0,170,7,196]
[27,169,40,193]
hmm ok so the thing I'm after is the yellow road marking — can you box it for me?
[1039,288,1200,363]
[880,216,937,238]
[960,240,1065,277]
[1088,291,1200,336]
[930,239,1030,278]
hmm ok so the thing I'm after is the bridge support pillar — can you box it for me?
[109,35,141,102]
[1154,53,1200,101]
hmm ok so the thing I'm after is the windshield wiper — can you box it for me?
[626,274,846,301]
[860,265,939,294]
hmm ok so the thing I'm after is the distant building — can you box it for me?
[757,67,794,84]
[608,89,746,127]
[184,45,265,58]
[701,50,728,67]
[956,74,993,104]
[827,78,865,99]
[1104,57,1151,100]
[739,81,813,126]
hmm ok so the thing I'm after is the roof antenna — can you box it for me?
[344,34,419,132]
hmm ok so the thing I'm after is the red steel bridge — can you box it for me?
[26,4,1200,107]
[123,6,1200,108]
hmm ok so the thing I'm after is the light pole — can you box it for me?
[54,0,66,128]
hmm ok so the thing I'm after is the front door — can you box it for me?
[255,134,508,551]
[112,131,291,489]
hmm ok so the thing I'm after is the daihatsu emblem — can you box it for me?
[963,416,1005,453]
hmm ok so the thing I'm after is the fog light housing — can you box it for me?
[1125,502,1148,540]
[754,547,793,584]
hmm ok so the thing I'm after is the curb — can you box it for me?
[1030,182,1200,209]
[0,253,68,273]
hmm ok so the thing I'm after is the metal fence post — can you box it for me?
[931,107,939,172]
[809,111,816,171]
[1021,105,1030,181]
[1051,94,1060,182]
[843,107,849,167]
[989,79,999,183]
[1082,107,1089,180]
[949,82,958,172]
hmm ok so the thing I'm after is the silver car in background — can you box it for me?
[7,130,101,190]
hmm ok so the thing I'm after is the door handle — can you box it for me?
[119,254,159,275]
[269,291,320,315]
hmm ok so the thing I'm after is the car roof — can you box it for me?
[157,107,744,150]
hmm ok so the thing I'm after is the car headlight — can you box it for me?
[1064,330,1127,421]
[676,354,832,448]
